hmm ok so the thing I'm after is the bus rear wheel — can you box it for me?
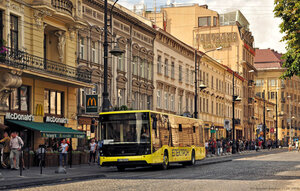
[161,151,169,170]
[189,150,196,165]
[117,166,125,172]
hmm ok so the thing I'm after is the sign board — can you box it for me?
[86,95,98,113]
[224,119,231,131]
[270,128,274,133]
[5,112,34,122]
[211,130,216,133]
[45,116,68,124]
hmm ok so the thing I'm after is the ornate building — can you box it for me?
[0,0,90,150]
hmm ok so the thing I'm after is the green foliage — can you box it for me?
[274,0,300,78]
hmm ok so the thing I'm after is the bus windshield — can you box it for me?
[100,112,150,144]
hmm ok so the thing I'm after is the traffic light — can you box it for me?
[91,118,96,133]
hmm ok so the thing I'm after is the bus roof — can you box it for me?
[99,110,203,122]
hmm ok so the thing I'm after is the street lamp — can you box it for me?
[275,87,279,148]
[194,47,222,119]
[232,71,242,154]
[287,95,292,146]
[102,0,124,112]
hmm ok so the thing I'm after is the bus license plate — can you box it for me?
[117,159,129,162]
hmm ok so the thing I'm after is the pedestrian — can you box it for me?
[217,139,222,156]
[89,138,97,165]
[97,139,103,165]
[0,131,10,168]
[9,131,24,170]
[59,139,69,167]
[205,140,208,154]
[212,139,216,155]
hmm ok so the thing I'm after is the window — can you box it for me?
[44,90,64,116]
[170,94,175,111]
[117,54,125,71]
[164,91,168,110]
[132,92,138,109]
[91,41,96,63]
[256,79,264,87]
[198,16,211,27]
[190,70,194,85]
[164,58,168,77]
[186,97,189,112]
[132,56,138,75]
[146,62,150,79]
[179,124,182,132]
[0,11,3,43]
[206,98,208,112]
[139,58,144,78]
[10,15,18,50]
[186,68,189,84]
[212,101,214,114]
[157,55,162,74]
[157,90,161,108]
[79,37,84,59]
[211,76,214,89]
[268,79,277,87]
[213,16,217,26]
[179,66,182,82]
[171,62,175,79]
[178,95,182,114]
[117,89,125,107]
[9,85,30,112]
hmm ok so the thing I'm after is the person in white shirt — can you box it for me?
[59,139,68,167]
[89,139,97,165]
[9,131,24,170]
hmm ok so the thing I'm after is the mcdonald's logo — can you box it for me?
[87,97,97,106]
[86,95,98,113]
[36,104,44,116]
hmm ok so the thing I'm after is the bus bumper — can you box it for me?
[100,155,153,167]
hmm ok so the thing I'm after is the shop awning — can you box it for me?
[6,120,85,138]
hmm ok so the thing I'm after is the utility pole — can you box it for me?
[275,91,278,148]
[263,92,266,149]
[232,71,236,154]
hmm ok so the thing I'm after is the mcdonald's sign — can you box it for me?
[86,95,98,113]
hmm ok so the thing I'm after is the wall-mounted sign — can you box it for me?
[86,95,98,113]
[5,113,34,122]
[195,32,238,49]
[45,116,68,124]
[224,119,231,131]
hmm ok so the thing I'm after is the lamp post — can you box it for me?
[287,95,292,146]
[275,89,278,148]
[102,0,124,112]
[232,71,241,154]
[194,47,222,119]
[262,90,267,149]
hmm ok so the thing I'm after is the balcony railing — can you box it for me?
[0,46,91,83]
[51,0,73,16]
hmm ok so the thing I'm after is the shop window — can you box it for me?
[10,15,18,50]
[198,17,211,27]
[8,85,30,112]
[44,89,64,116]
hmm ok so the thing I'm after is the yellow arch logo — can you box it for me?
[87,97,97,106]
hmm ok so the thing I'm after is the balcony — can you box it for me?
[51,0,73,16]
[0,47,91,83]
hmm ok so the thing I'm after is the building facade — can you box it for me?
[145,5,255,140]
[153,29,243,141]
[77,0,156,140]
[254,48,300,142]
[0,0,91,150]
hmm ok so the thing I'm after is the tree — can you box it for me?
[274,0,300,78]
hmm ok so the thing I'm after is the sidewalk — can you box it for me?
[0,148,287,190]
[0,164,106,190]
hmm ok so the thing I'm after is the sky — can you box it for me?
[119,0,286,53]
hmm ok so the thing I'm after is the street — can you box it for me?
[14,150,300,191]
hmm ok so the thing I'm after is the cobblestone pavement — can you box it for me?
[14,150,300,191]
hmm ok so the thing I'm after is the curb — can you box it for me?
[0,174,106,190]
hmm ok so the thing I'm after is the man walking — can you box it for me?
[0,132,10,168]
[9,131,24,170]
[59,139,69,167]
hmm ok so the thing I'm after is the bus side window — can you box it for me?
[151,114,158,137]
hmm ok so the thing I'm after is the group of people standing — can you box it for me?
[89,138,103,165]
[205,138,277,155]
[0,131,24,170]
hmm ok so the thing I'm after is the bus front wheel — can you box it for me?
[161,151,169,170]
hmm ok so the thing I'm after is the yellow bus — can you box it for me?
[99,110,205,171]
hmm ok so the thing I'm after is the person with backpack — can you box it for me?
[9,131,24,170]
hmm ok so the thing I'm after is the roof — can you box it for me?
[7,120,85,138]
[254,49,284,69]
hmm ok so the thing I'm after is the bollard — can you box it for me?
[19,150,23,176]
